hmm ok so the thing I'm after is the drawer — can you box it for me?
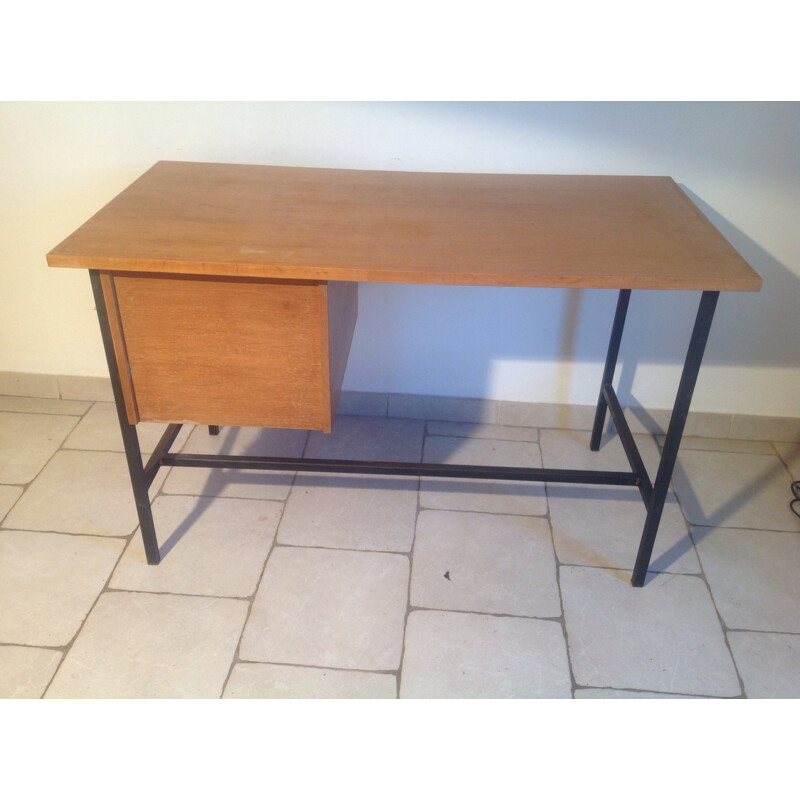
[100,272,357,432]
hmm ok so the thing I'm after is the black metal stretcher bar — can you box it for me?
[160,451,640,486]
[602,382,654,508]
[90,270,719,588]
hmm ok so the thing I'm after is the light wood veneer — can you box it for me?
[48,161,761,292]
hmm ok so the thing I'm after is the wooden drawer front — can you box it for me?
[107,273,356,432]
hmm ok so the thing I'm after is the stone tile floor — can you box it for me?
[1,396,798,699]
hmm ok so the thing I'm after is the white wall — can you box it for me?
[1,102,798,416]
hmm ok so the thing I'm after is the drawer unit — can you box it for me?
[100,271,357,432]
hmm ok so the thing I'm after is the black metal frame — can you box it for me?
[90,269,718,587]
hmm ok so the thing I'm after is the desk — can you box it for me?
[47,161,761,587]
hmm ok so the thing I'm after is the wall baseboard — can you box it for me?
[2,371,799,442]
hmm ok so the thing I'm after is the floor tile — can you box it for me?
[410,510,561,618]
[0,484,23,523]
[539,429,662,477]
[424,433,541,468]
[560,566,740,697]
[0,412,78,483]
[0,373,59,398]
[388,394,496,424]
[420,435,547,515]
[278,473,418,552]
[58,375,114,402]
[0,396,90,415]
[623,409,731,440]
[497,401,595,430]
[692,526,800,633]
[110,495,282,597]
[774,441,800,481]
[730,414,800,443]
[547,486,700,574]
[239,546,409,671]
[336,392,388,417]
[162,425,306,501]
[62,401,190,454]
[0,530,124,646]
[305,416,424,462]
[682,411,733,439]
[658,436,776,455]
[4,450,165,536]
[0,646,62,699]
[427,420,539,442]
[45,592,248,698]
[399,610,571,698]
[671,450,799,531]
[223,663,397,699]
[728,632,800,698]
[621,407,672,435]
[5,393,796,701]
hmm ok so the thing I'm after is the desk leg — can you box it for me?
[631,291,719,587]
[116,415,161,565]
[591,289,631,451]
[89,270,161,565]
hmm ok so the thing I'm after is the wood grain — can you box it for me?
[47,161,761,292]
[111,273,346,431]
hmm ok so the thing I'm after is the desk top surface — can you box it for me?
[47,160,761,291]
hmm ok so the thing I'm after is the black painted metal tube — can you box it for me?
[590,289,631,451]
[89,270,161,565]
[143,423,183,488]
[602,382,654,508]
[160,452,640,486]
[631,291,720,587]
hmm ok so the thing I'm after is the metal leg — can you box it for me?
[89,270,161,565]
[631,291,719,586]
[83,270,718,583]
[591,289,631,451]
[116,416,161,565]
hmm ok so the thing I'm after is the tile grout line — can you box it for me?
[38,535,133,698]
[32,401,134,696]
[6,390,800,441]
[1,399,128,696]
[19,409,175,696]
[1,401,98,531]
[216,427,311,699]
[393,423,428,699]
[233,658,398,676]
[687,527,747,698]
[662,432,800,692]
[725,627,800,637]
[4,405,796,698]
[0,407,88,418]
[541,448,581,698]
[573,685,724,699]
[655,432,747,698]
[560,430,742,698]
[405,424,577,697]
[546,423,620,697]
[0,403,92,525]
[770,440,799,485]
